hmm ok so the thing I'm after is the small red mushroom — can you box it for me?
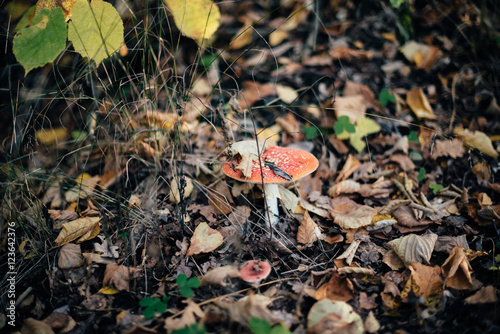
[240,259,272,285]
[222,141,319,227]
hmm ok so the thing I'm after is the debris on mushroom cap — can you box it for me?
[240,259,272,284]
[220,140,269,178]
[222,145,319,184]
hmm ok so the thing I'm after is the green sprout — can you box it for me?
[301,125,318,140]
[429,182,444,195]
[176,274,201,298]
[172,323,208,334]
[407,130,419,143]
[334,115,355,136]
[417,168,426,182]
[249,317,291,334]
[379,88,397,106]
[140,295,170,319]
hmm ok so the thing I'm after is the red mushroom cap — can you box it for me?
[240,259,272,284]
[222,146,319,184]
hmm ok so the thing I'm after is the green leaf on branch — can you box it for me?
[13,7,67,74]
[68,0,124,66]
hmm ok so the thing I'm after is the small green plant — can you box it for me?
[140,296,170,319]
[488,254,500,271]
[429,182,444,195]
[249,317,291,334]
[176,274,201,298]
[417,168,426,182]
[333,116,355,136]
[172,323,208,334]
[407,130,419,143]
[378,88,396,107]
[301,125,318,140]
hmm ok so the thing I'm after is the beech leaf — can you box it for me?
[388,233,437,267]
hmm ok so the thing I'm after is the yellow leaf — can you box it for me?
[35,127,68,146]
[187,222,223,256]
[453,127,499,158]
[164,0,220,43]
[406,88,436,120]
[65,173,101,203]
[54,217,101,246]
[99,286,119,295]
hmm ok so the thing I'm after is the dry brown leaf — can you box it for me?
[269,29,288,46]
[42,311,76,332]
[465,286,498,304]
[327,180,361,197]
[406,262,443,301]
[382,249,406,271]
[336,240,361,265]
[389,153,416,172]
[307,299,364,334]
[222,140,268,179]
[298,211,322,245]
[207,181,234,215]
[359,292,377,310]
[164,300,205,332]
[330,205,377,230]
[406,88,436,120]
[441,246,474,290]
[102,263,134,291]
[336,154,361,182]
[453,127,499,158]
[337,266,376,276]
[392,205,430,227]
[48,210,78,223]
[388,233,437,267]
[431,138,465,159]
[187,223,223,256]
[200,265,241,287]
[315,271,355,302]
[332,95,367,123]
[239,81,276,108]
[299,198,329,218]
[364,311,380,333]
[472,162,491,185]
[21,318,55,334]
[230,19,254,50]
[170,176,194,203]
[54,217,101,246]
[276,84,298,104]
[64,173,101,203]
[329,45,374,61]
[58,243,84,269]
[434,235,469,253]
[217,293,279,325]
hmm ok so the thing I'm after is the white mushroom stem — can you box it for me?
[263,183,281,228]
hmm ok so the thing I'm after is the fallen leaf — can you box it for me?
[364,311,380,333]
[239,81,276,108]
[297,211,322,245]
[382,250,406,271]
[207,181,234,215]
[170,176,194,203]
[333,95,367,123]
[200,265,241,287]
[359,292,377,310]
[388,233,437,267]
[164,0,220,43]
[35,127,68,146]
[102,263,135,291]
[94,235,119,258]
[330,205,377,230]
[404,263,443,304]
[64,173,101,203]
[441,246,474,290]
[431,138,465,159]
[217,293,280,325]
[42,311,75,332]
[315,271,355,302]
[187,222,223,256]
[399,41,441,71]
[276,84,298,104]
[406,88,436,120]
[465,286,498,304]
[307,299,364,334]
[336,154,361,182]
[54,217,101,246]
[230,18,253,50]
[58,243,84,269]
[327,180,361,197]
[453,127,498,158]
[164,300,205,332]
[222,140,268,178]
[21,318,55,334]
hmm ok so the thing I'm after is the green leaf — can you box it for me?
[349,117,381,152]
[139,297,157,307]
[379,88,396,106]
[390,0,406,9]
[334,115,355,137]
[176,273,188,287]
[249,317,272,334]
[429,182,444,195]
[494,254,500,263]
[15,5,36,31]
[13,7,67,74]
[172,323,208,334]
[269,325,292,334]
[71,130,87,142]
[143,306,156,319]
[301,126,318,140]
[417,168,426,182]
[180,286,194,298]
[67,0,124,65]
[186,277,201,288]
[407,130,419,143]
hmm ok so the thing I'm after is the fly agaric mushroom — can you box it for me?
[240,259,271,285]
[222,141,319,228]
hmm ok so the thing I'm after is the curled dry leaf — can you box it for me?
[441,246,474,290]
[217,293,279,325]
[337,266,376,276]
[315,271,355,302]
[406,88,436,120]
[364,311,381,333]
[453,127,499,158]
[201,265,241,287]
[48,210,78,223]
[327,180,361,197]
[169,176,194,203]
[164,300,205,332]
[307,299,364,334]
[221,140,268,178]
[102,263,135,291]
[54,217,101,246]
[58,243,84,269]
[187,222,224,256]
[405,263,443,302]
[387,233,437,267]
[330,205,377,230]
[297,211,322,245]
[64,173,101,203]
[336,154,361,182]
[392,205,431,227]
